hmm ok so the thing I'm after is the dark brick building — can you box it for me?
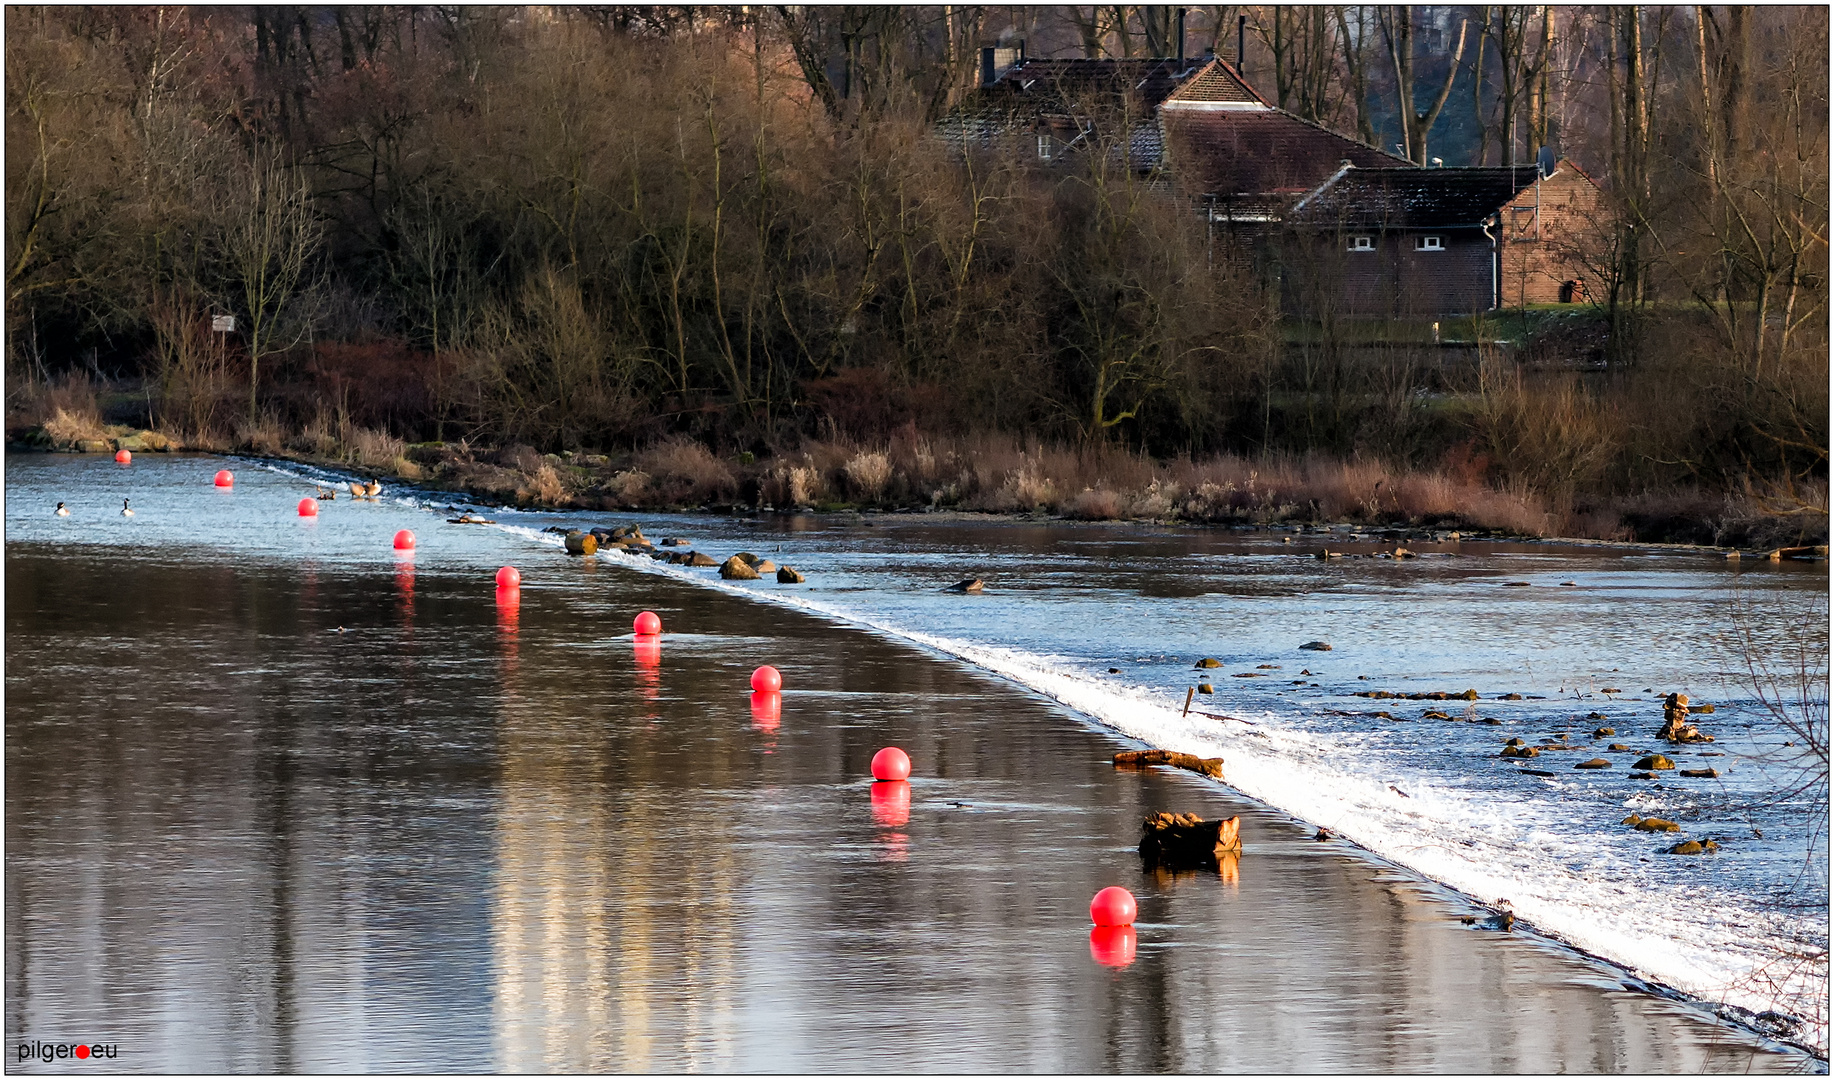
[1284,160,1605,315]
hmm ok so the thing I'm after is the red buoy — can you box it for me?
[871,746,911,781]
[393,529,415,550]
[750,665,782,693]
[1088,925,1137,967]
[1090,886,1137,927]
[496,566,521,588]
[634,610,662,636]
[297,497,319,517]
[870,780,911,828]
[114,449,132,464]
[213,470,234,488]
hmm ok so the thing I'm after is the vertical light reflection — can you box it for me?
[490,641,739,1070]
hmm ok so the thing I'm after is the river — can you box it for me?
[5,451,1826,1071]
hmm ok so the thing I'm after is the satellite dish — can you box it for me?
[1536,146,1556,178]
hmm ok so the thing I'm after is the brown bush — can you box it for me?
[634,437,737,505]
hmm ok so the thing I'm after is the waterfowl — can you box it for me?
[120,499,134,517]
[363,480,382,498]
[347,480,366,498]
[315,484,337,500]
[55,501,70,516]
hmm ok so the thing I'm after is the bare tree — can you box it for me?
[1380,5,1468,165]
[220,145,323,425]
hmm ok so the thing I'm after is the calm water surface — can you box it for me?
[4,453,1821,1072]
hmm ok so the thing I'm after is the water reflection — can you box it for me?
[747,690,780,734]
[1089,925,1138,967]
[394,550,415,622]
[1144,853,1242,892]
[869,779,910,827]
[632,637,661,703]
[1,469,1815,1074]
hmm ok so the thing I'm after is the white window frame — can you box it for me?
[1416,235,1444,251]
[1036,133,1052,160]
[1349,236,1374,252]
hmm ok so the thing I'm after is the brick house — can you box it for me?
[1157,58,1412,226]
[936,55,1201,172]
[936,53,1606,315]
[1283,159,1605,315]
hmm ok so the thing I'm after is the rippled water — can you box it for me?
[4,452,1824,1071]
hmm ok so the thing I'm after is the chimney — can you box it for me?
[981,47,996,88]
[1176,8,1186,64]
[1237,14,1247,71]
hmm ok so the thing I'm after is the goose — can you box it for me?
[120,499,134,517]
[55,501,69,516]
[363,480,382,498]
[348,480,366,498]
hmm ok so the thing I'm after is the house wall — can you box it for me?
[1283,230,1494,316]
[1496,165,1607,306]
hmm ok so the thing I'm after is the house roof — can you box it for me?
[950,57,1202,123]
[1292,165,1545,227]
[1161,108,1411,201]
[992,57,1199,109]
[1159,57,1268,108]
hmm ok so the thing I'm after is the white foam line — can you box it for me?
[482,521,1827,1053]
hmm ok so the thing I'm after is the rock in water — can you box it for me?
[776,566,806,583]
[945,578,984,593]
[1139,812,1242,869]
[1299,641,1333,651]
[1666,840,1705,855]
[1679,767,1720,778]
[1574,758,1612,769]
[754,559,778,574]
[1196,683,1214,694]
[1635,817,1681,832]
[1195,658,1223,669]
[734,552,761,566]
[1657,692,1713,744]
[719,556,761,580]
[1113,750,1224,780]
[1633,754,1675,771]
[687,552,719,567]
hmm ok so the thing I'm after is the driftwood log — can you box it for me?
[1139,812,1242,869]
[1113,750,1224,780]
[564,531,598,556]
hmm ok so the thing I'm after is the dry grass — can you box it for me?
[843,450,892,502]
[633,437,737,505]
[235,414,289,456]
[42,407,109,447]
[346,426,406,470]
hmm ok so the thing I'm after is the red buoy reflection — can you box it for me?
[870,780,910,828]
[632,636,661,701]
[749,690,781,733]
[1088,924,1137,967]
[394,550,415,623]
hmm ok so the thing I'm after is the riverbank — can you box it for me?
[5,450,1821,1070]
[8,413,1827,553]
